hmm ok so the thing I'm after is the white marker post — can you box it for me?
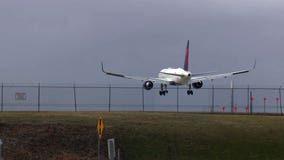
[0,139,3,160]
[107,138,116,160]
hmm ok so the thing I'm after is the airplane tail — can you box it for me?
[184,40,189,71]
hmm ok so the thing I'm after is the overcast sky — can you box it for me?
[0,0,283,86]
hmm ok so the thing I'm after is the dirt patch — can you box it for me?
[0,123,110,160]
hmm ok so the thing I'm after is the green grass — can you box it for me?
[1,112,284,160]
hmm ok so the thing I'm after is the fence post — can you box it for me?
[38,83,40,112]
[279,86,282,116]
[211,85,214,113]
[142,87,144,112]
[1,83,3,112]
[109,84,111,112]
[73,84,77,112]
[177,86,179,113]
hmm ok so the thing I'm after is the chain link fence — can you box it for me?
[0,83,282,114]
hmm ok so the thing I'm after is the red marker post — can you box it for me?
[222,106,226,112]
[276,97,280,113]
[263,97,267,113]
[250,92,254,115]
[245,106,249,113]
[233,106,238,112]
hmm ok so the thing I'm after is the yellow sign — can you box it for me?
[97,114,104,139]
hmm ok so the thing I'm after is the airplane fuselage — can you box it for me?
[158,68,192,85]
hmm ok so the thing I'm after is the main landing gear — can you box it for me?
[159,84,194,96]
[187,84,193,95]
[159,84,168,96]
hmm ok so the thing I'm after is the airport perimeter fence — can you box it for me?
[0,83,283,114]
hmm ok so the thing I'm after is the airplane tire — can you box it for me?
[187,90,193,95]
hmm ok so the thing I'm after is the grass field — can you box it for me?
[1,112,284,160]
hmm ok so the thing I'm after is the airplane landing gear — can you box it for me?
[187,84,193,95]
[159,84,168,96]
[187,90,193,95]
[159,90,166,96]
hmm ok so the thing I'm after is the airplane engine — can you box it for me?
[192,81,203,89]
[143,81,154,90]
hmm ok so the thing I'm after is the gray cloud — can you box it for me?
[0,0,283,86]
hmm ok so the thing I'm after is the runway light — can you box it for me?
[276,97,280,101]
[250,97,255,101]
[263,97,267,101]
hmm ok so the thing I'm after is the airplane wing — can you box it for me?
[190,60,256,83]
[101,62,171,84]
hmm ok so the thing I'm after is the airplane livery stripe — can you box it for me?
[184,40,189,71]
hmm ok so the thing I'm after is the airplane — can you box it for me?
[101,40,256,96]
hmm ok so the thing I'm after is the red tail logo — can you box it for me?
[184,40,189,71]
